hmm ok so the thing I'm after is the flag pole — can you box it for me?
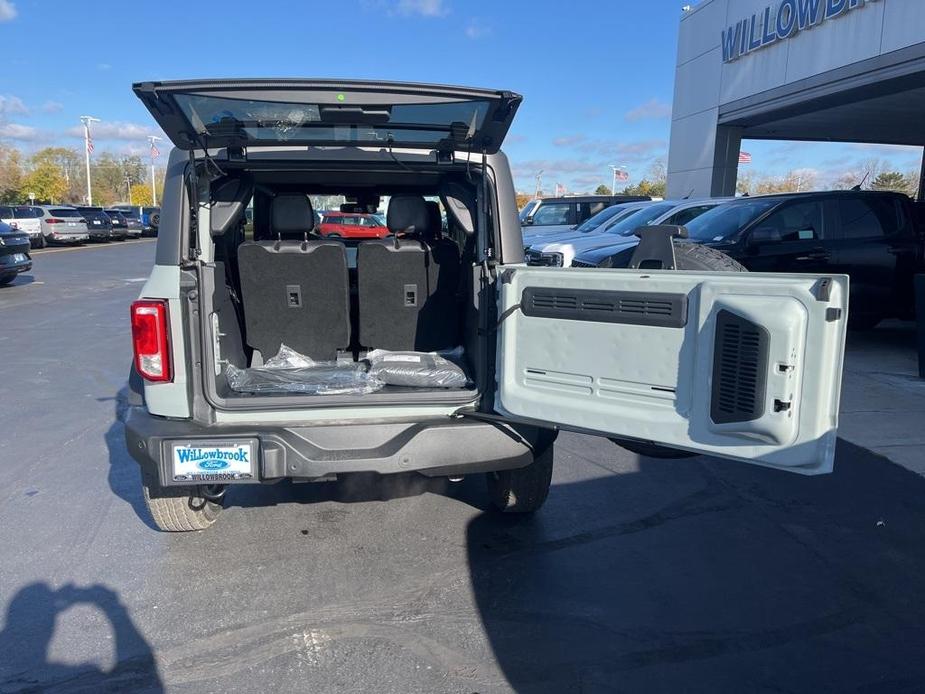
[80,116,99,205]
[147,135,163,206]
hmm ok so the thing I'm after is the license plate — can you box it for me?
[92,220,101,225]
[12,253,26,262]
[170,440,258,483]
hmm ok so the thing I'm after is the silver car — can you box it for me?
[37,206,90,244]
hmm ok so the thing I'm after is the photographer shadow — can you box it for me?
[0,583,163,692]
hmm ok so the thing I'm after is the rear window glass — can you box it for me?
[839,196,902,239]
[50,208,84,217]
[174,94,490,145]
[14,206,43,218]
[0,207,11,218]
[531,203,572,226]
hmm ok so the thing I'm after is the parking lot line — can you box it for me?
[31,239,156,255]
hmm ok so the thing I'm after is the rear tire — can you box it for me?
[141,468,223,531]
[487,442,554,513]
[611,242,746,459]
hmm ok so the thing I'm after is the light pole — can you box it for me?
[147,135,163,206]
[80,116,100,205]
[534,170,544,199]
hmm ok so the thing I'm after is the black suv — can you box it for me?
[76,206,115,242]
[586,191,924,329]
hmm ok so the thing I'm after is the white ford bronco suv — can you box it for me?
[125,79,848,531]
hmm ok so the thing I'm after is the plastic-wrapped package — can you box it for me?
[226,344,382,395]
[365,347,470,388]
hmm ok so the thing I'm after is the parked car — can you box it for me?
[36,206,90,245]
[528,198,729,267]
[112,205,160,235]
[125,78,847,532]
[76,206,116,242]
[522,200,654,249]
[317,211,390,238]
[0,219,32,286]
[106,209,141,238]
[580,191,923,329]
[0,205,45,249]
[519,195,651,237]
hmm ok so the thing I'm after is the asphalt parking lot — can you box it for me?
[2,241,925,693]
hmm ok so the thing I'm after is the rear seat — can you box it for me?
[357,196,460,352]
[238,194,349,361]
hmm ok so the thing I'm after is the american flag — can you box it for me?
[86,134,94,154]
[150,142,160,158]
[738,151,752,164]
[615,169,629,182]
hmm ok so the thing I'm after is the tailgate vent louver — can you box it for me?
[522,288,686,328]
[710,310,769,424]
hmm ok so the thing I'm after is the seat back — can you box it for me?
[357,196,460,351]
[238,195,350,360]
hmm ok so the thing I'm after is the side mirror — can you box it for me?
[748,227,781,247]
[523,216,535,226]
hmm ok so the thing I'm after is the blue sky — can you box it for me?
[0,0,920,193]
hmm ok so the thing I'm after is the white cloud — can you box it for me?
[66,120,161,141]
[465,19,490,39]
[0,94,28,116]
[395,0,447,16]
[97,63,112,71]
[0,0,17,22]
[41,100,64,114]
[624,98,672,122]
[0,123,44,141]
[552,134,667,160]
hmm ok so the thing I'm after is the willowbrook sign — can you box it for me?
[722,0,879,63]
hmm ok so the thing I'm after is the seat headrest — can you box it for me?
[271,194,314,239]
[425,200,442,241]
[387,196,428,236]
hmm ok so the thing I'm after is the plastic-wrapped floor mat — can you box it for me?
[226,344,382,395]
[366,347,470,388]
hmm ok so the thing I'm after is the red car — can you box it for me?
[317,212,389,238]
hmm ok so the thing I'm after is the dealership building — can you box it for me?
[666,0,925,199]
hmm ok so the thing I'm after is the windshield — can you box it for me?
[518,200,539,222]
[574,204,634,233]
[685,200,779,241]
[605,202,676,236]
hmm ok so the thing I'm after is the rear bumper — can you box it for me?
[48,232,88,243]
[124,406,543,486]
[0,248,31,275]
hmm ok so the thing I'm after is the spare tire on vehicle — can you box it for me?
[149,212,160,228]
[607,241,748,459]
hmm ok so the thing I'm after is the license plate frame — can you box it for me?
[168,439,259,484]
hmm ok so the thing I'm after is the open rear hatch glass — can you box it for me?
[133,79,521,153]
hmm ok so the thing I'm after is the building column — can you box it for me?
[710,125,743,197]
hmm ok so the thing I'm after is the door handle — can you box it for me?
[795,247,829,261]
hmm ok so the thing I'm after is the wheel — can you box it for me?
[149,213,160,229]
[487,440,554,513]
[33,235,45,249]
[610,242,747,459]
[141,467,223,531]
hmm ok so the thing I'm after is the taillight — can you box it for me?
[45,218,63,224]
[131,300,172,382]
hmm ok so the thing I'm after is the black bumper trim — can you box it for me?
[124,406,542,485]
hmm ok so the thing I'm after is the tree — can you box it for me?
[594,184,612,195]
[129,183,154,206]
[870,171,911,194]
[0,145,24,203]
[30,147,83,203]
[21,162,68,204]
[515,193,534,210]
